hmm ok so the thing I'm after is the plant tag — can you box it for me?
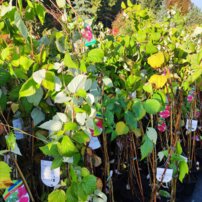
[186,119,198,131]
[89,137,101,150]
[90,114,103,137]
[156,168,173,183]
[12,118,24,140]
[82,24,96,47]
[41,160,60,187]
[3,180,29,202]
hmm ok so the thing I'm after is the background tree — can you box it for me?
[166,0,191,14]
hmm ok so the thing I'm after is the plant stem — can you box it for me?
[12,157,35,202]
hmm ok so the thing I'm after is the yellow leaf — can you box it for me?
[0,161,12,189]
[147,52,165,69]
[116,121,129,135]
[149,74,167,89]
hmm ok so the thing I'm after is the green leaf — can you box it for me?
[33,69,46,84]
[82,175,97,195]
[143,83,153,94]
[72,132,90,144]
[76,112,87,125]
[0,94,7,112]
[39,120,62,132]
[67,75,87,93]
[121,2,126,9]
[187,68,202,83]
[66,186,78,202]
[55,91,71,103]
[0,150,9,156]
[145,42,158,55]
[146,127,157,144]
[132,99,146,120]
[143,99,161,114]
[0,68,10,85]
[127,0,133,7]
[76,89,87,98]
[87,49,104,63]
[9,86,21,102]
[179,161,189,182]
[116,121,129,135]
[64,122,78,131]
[14,11,28,39]
[51,156,63,169]
[27,87,43,106]
[158,150,168,161]
[19,56,34,71]
[20,98,33,113]
[176,141,182,155]
[19,78,38,98]
[35,3,46,24]
[40,142,60,157]
[42,71,55,91]
[64,52,78,68]
[31,108,45,126]
[0,161,12,189]
[152,92,166,104]
[159,190,171,198]
[54,113,67,123]
[141,135,153,160]
[92,190,107,202]
[57,136,78,157]
[48,189,66,202]
[124,111,137,130]
[6,132,16,150]
[81,167,90,177]
[102,77,113,88]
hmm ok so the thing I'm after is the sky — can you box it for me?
[192,0,202,10]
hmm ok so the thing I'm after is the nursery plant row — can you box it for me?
[0,0,202,202]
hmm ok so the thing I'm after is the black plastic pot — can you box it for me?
[196,148,202,164]
[177,172,197,201]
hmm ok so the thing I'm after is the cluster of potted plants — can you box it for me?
[0,0,202,201]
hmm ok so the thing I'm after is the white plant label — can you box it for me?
[156,168,173,183]
[89,137,101,150]
[41,160,60,187]
[186,119,198,131]
[12,118,24,140]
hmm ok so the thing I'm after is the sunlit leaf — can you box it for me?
[179,161,189,182]
[14,11,28,39]
[19,78,38,98]
[143,99,161,115]
[147,52,165,69]
[67,75,87,93]
[48,189,65,202]
[0,161,12,189]
[148,74,167,89]
[116,121,129,135]
[57,136,78,157]
[39,120,62,131]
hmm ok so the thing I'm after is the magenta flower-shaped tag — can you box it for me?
[82,25,93,42]
[157,119,167,132]
[159,105,170,119]
[187,95,194,103]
